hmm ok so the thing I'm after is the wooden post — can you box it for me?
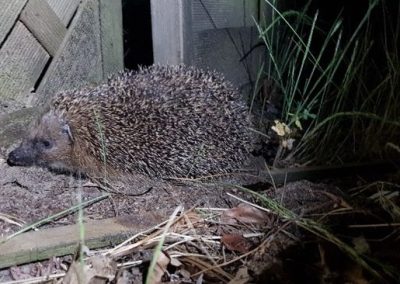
[150,0,192,65]
[150,0,265,94]
[99,0,124,78]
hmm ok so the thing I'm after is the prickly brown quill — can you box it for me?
[9,65,254,179]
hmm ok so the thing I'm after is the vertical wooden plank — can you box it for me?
[0,0,28,45]
[99,0,124,78]
[36,0,103,105]
[0,22,50,102]
[150,0,264,92]
[170,0,264,93]
[0,107,41,148]
[192,27,264,88]
[150,0,192,65]
[191,0,259,32]
[181,0,194,65]
[20,0,67,57]
[46,0,81,27]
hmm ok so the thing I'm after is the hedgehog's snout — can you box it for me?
[7,145,36,167]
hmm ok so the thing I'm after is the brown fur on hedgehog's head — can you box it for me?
[7,110,76,173]
[8,106,112,178]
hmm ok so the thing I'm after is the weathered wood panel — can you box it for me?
[191,0,259,31]
[151,0,265,93]
[99,0,124,78]
[36,0,103,105]
[20,0,67,56]
[192,27,263,90]
[46,0,81,27]
[151,0,193,65]
[191,0,263,90]
[0,217,155,269]
[0,0,123,147]
[0,0,27,45]
[0,107,41,148]
[0,22,50,102]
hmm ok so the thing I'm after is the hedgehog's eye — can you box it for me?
[34,139,53,150]
[40,139,52,149]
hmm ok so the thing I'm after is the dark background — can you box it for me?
[122,0,153,70]
[121,0,398,72]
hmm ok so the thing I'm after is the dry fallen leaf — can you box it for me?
[228,266,252,284]
[221,203,269,225]
[178,268,191,281]
[147,251,170,284]
[221,234,252,253]
[170,257,182,267]
[63,255,117,284]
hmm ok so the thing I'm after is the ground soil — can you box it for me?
[0,145,399,283]
[0,156,239,235]
[0,147,254,282]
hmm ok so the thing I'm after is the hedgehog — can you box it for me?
[7,65,254,180]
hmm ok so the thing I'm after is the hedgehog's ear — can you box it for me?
[61,124,74,143]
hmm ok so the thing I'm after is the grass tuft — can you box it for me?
[256,0,400,165]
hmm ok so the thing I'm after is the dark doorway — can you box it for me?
[122,0,153,70]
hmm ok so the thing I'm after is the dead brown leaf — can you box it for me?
[228,266,252,284]
[221,234,252,253]
[147,251,170,284]
[221,203,269,225]
[63,255,117,284]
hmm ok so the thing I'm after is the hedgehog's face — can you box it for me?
[7,111,75,173]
